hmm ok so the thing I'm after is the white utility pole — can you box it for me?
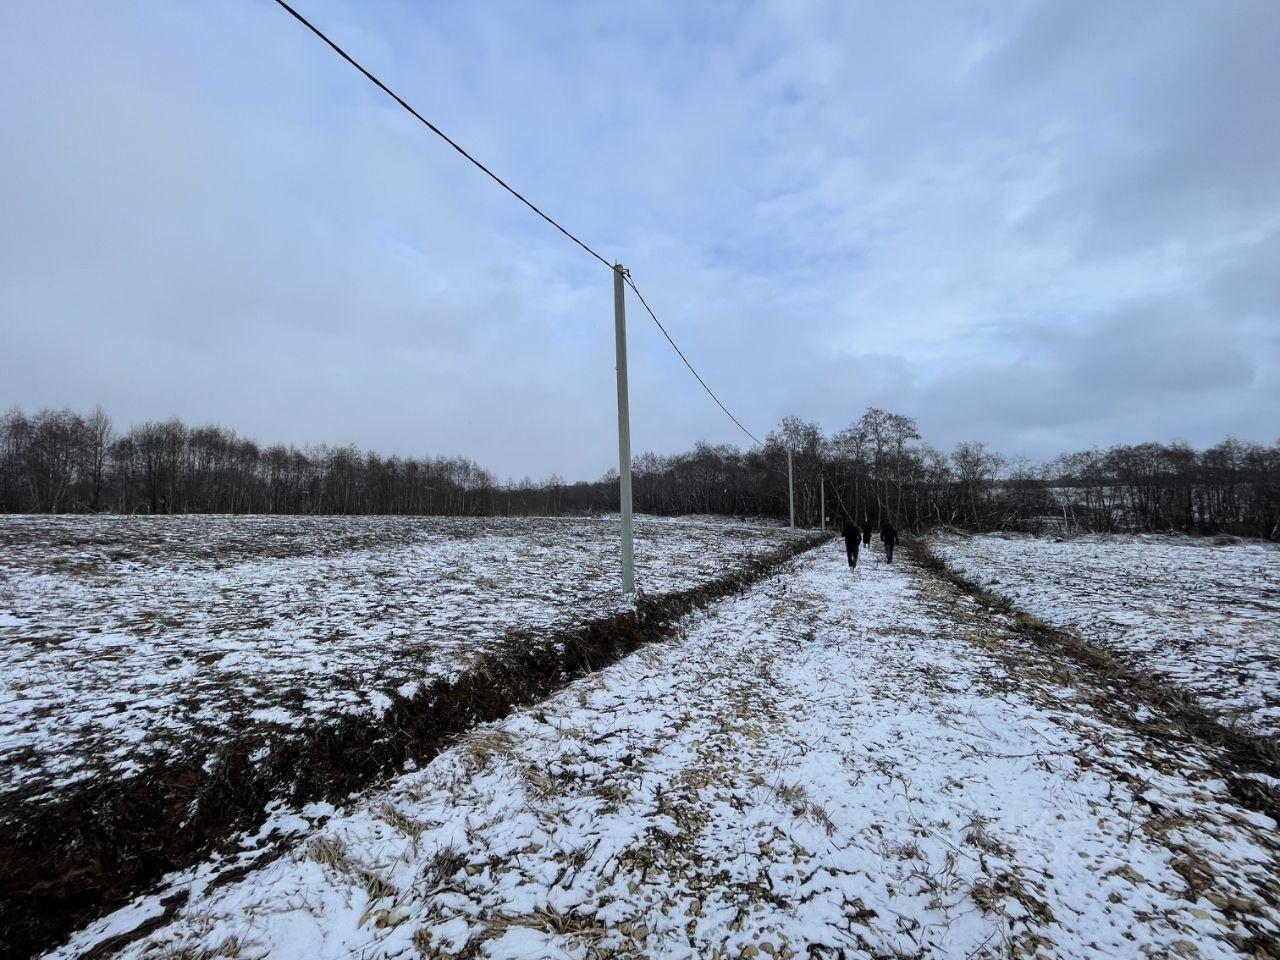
[820,475,825,530]
[787,448,795,529]
[613,264,635,595]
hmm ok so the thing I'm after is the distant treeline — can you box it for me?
[2,407,1277,538]
[0,408,500,517]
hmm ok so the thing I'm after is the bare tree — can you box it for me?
[0,406,1275,538]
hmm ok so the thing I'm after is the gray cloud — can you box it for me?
[1,0,1276,479]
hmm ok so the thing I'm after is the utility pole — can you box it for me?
[613,263,635,595]
[820,475,825,530]
[787,448,795,529]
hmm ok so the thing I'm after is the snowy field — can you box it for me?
[54,546,1280,959]
[927,532,1280,735]
[0,514,804,805]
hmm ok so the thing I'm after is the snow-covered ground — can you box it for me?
[927,532,1280,735]
[0,514,804,804]
[55,546,1280,959]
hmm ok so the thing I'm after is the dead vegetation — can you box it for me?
[0,531,830,960]
[912,542,1280,819]
[49,539,1280,960]
[912,542,1280,955]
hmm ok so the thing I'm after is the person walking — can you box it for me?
[842,519,861,568]
[862,519,872,548]
[880,519,898,563]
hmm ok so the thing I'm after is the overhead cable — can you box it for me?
[271,0,764,450]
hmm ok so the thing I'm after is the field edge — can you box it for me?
[1,531,831,960]
[914,540,1280,811]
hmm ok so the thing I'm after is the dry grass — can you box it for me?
[303,834,347,870]
[304,834,397,904]
[459,728,520,772]
[421,845,467,892]
[413,905,620,960]
[962,815,1013,858]
[912,543,1280,815]
[482,905,612,941]
[145,939,248,960]
[1,532,832,959]
[378,802,430,842]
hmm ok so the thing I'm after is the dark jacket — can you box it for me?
[842,520,860,543]
[880,522,898,545]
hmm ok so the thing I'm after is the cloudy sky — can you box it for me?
[2,1,1277,480]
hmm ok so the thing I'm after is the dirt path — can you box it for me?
[55,545,1280,959]
[2,534,826,960]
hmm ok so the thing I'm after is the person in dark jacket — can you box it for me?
[880,520,898,563]
[862,520,873,547]
[842,519,861,568]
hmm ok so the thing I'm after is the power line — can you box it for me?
[270,0,765,451]
[271,0,611,271]
[623,276,764,448]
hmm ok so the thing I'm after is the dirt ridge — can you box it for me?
[0,532,830,960]
[914,541,1280,810]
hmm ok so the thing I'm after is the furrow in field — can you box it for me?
[54,545,1280,960]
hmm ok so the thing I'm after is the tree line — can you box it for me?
[0,408,498,517]
[2,406,1276,538]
